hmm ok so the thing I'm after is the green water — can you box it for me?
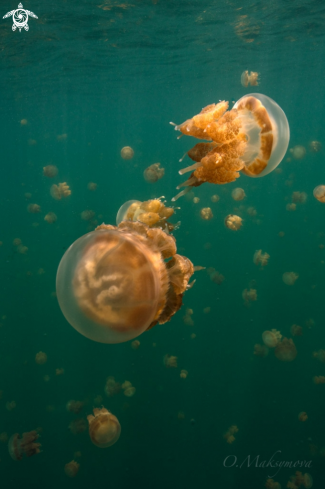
[0,0,324,487]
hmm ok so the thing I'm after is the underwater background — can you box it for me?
[0,0,324,487]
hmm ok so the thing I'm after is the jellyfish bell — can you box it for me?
[116,200,142,226]
[87,407,121,448]
[313,185,325,203]
[121,146,134,160]
[233,93,290,177]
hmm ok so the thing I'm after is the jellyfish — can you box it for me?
[56,368,64,375]
[66,400,84,414]
[131,340,140,349]
[87,182,97,191]
[121,146,134,160]
[143,163,165,183]
[122,381,136,397]
[242,288,257,304]
[240,70,259,87]
[292,191,307,204]
[313,185,325,203]
[69,418,87,435]
[224,425,239,444]
[313,375,325,384]
[20,119,28,125]
[24,192,32,199]
[231,188,246,201]
[104,377,121,397]
[200,207,213,220]
[274,338,297,361]
[265,479,281,489]
[27,203,41,214]
[253,250,270,267]
[57,134,67,141]
[211,194,220,202]
[193,197,200,203]
[298,411,308,422]
[286,203,296,211]
[207,267,225,284]
[116,198,177,233]
[64,460,80,477]
[225,214,242,230]
[309,140,321,152]
[44,212,57,224]
[87,407,121,448]
[290,145,306,160]
[312,349,325,362]
[43,165,58,178]
[35,351,47,365]
[180,369,188,379]
[50,182,71,200]
[282,272,299,285]
[253,344,269,357]
[56,217,198,343]
[290,324,303,336]
[170,94,289,200]
[287,472,313,489]
[163,354,178,368]
[8,431,41,460]
[81,210,95,221]
[183,308,194,325]
[262,329,282,348]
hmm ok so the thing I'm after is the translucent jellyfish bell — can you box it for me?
[56,230,162,344]
[233,93,290,177]
[116,200,141,225]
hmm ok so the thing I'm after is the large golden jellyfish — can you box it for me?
[170,94,290,200]
[56,204,199,343]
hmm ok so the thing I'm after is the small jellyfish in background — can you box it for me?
[313,185,325,203]
[290,324,303,336]
[231,188,246,201]
[253,344,269,357]
[143,163,165,183]
[242,288,257,305]
[24,192,32,200]
[183,308,194,325]
[287,472,313,489]
[282,272,299,285]
[87,407,121,448]
[163,354,178,368]
[8,431,41,460]
[81,210,95,221]
[312,349,325,362]
[43,165,58,178]
[44,212,57,224]
[225,214,242,231]
[27,203,41,214]
[180,369,188,379]
[131,340,140,350]
[104,377,121,397]
[292,191,307,204]
[57,134,67,141]
[313,375,325,384]
[207,267,225,284]
[286,203,296,211]
[50,182,71,200]
[253,250,270,267]
[290,145,306,160]
[120,146,134,160]
[265,479,281,489]
[223,425,239,444]
[66,400,84,414]
[87,182,97,191]
[200,207,213,220]
[262,329,282,348]
[193,197,200,204]
[211,194,220,202]
[170,93,289,200]
[309,140,322,153]
[274,338,297,362]
[69,419,87,435]
[240,70,259,87]
[122,381,136,397]
[298,411,308,422]
[20,119,28,125]
[35,351,47,365]
[64,460,80,477]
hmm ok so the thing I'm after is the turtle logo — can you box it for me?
[3,3,38,32]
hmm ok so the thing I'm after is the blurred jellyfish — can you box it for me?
[56,368,64,375]
[203,307,211,314]
[265,479,281,489]
[50,183,71,200]
[8,431,41,460]
[211,195,220,203]
[287,472,312,489]
[225,214,242,231]
[231,188,246,201]
[44,212,57,224]
[171,94,289,200]
[163,354,178,368]
[143,163,165,183]
[87,182,97,191]
[313,376,325,384]
[28,139,37,145]
[69,418,87,435]
[274,338,297,361]
[298,411,308,422]
[121,146,134,160]
[262,329,282,348]
[131,340,140,350]
[66,400,84,414]
[312,349,325,362]
[27,203,41,214]
[104,377,121,397]
[200,207,213,220]
[35,351,47,365]
[224,425,239,444]
[290,145,306,160]
[282,272,299,285]
[81,210,95,221]
[43,165,58,178]
[313,185,325,203]
[253,250,270,267]
[6,401,16,411]
[56,220,197,344]
[122,381,136,397]
[20,119,28,125]
[290,324,303,336]
[183,308,194,326]
[64,460,80,477]
[57,134,67,141]
[207,267,225,284]
[24,192,32,199]
[240,70,259,87]
[87,407,121,448]
[242,288,257,304]
[292,191,307,204]
[193,197,200,204]
[180,369,188,379]
[253,344,269,357]
[286,203,296,211]
[309,141,322,153]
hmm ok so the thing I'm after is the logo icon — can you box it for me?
[3,3,38,32]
